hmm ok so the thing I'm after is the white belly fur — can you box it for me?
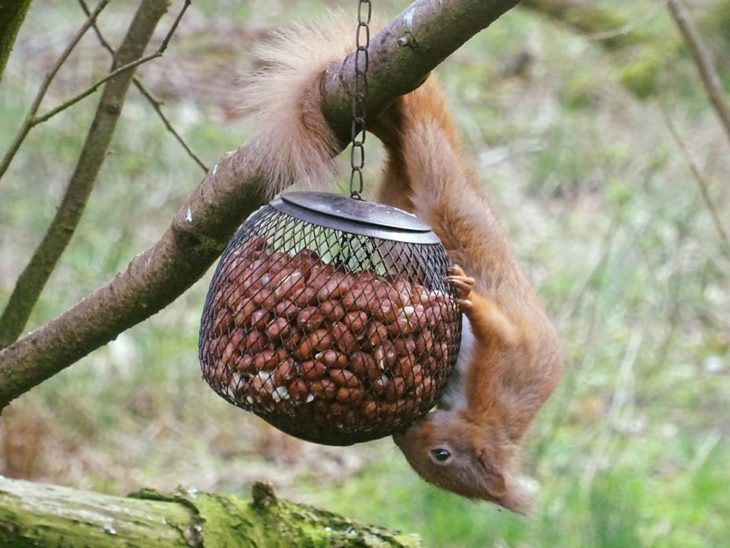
[438,315,474,412]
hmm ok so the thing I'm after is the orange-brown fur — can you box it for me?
[372,78,563,514]
[237,14,355,196]
[240,16,562,515]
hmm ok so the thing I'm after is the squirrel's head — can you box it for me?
[393,409,531,514]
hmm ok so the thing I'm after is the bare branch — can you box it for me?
[133,81,209,172]
[0,0,521,408]
[79,0,208,173]
[0,0,173,349]
[0,0,192,183]
[0,0,111,182]
[667,0,730,148]
[662,107,730,257]
[33,0,191,126]
[0,0,34,83]
[32,53,162,123]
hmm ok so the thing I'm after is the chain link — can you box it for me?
[349,0,371,200]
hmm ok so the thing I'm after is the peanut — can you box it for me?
[274,299,298,319]
[329,369,360,389]
[366,321,389,347]
[373,341,398,370]
[350,351,379,381]
[344,310,368,335]
[384,376,406,402]
[234,298,257,327]
[316,349,348,368]
[310,378,336,399]
[273,357,296,384]
[301,360,327,381]
[321,300,346,322]
[287,378,309,401]
[253,349,278,371]
[331,322,358,354]
[251,309,270,331]
[336,387,365,404]
[297,306,325,331]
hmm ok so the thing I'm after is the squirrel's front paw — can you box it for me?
[446,265,475,311]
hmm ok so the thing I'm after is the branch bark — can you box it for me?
[0,477,419,546]
[0,0,33,83]
[0,0,521,408]
[0,0,171,349]
[667,0,730,148]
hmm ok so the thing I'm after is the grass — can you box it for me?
[1,0,729,546]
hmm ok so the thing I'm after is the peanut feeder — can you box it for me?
[198,191,462,445]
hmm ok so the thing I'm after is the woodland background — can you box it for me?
[1,0,728,546]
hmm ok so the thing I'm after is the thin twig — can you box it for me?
[0,0,192,184]
[32,54,163,123]
[35,0,191,125]
[133,83,209,172]
[0,0,173,349]
[662,106,730,257]
[79,0,208,173]
[0,0,111,182]
[667,0,730,148]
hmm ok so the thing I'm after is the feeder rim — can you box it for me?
[270,191,442,244]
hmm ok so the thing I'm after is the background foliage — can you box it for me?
[1,0,728,546]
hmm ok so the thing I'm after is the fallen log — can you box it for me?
[0,477,419,546]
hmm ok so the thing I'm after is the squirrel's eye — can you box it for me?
[431,448,451,462]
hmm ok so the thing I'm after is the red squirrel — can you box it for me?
[238,15,563,514]
[371,80,562,514]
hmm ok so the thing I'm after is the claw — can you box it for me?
[448,265,466,277]
[445,265,476,301]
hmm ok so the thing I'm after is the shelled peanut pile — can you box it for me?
[200,235,459,442]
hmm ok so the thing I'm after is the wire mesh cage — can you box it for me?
[199,192,462,445]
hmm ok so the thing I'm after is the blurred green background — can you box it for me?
[1,0,729,546]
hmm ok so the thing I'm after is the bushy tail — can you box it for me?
[238,13,355,198]
[372,77,516,289]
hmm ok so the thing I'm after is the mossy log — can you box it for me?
[0,477,419,547]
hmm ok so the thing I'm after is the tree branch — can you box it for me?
[662,107,730,257]
[0,0,34,84]
[667,0,730,148]
[0,0,110,182]
[0,0,521,408]
[78,0,208,173]
[34,0,190,127]
[0,0,173,348]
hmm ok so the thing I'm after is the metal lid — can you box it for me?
[270,191,441,244]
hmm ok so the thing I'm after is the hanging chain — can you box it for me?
[349,0,371,200]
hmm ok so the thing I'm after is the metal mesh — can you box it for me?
[199,205,462,445]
